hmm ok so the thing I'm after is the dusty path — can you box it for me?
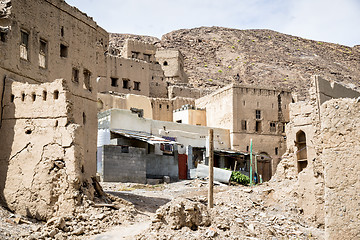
[91,220,152,240]
[88,181,209,239]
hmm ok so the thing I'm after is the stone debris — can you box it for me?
[136,180,324,240]
[0,179,326,239]
[152,198,210,230]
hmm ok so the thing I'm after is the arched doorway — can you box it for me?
[295,130,307,172]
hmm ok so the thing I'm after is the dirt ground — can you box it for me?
[0,179,324,239]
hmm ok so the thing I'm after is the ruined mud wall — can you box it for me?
[320,98,360,240]
[315,75,360,105]
[274,76,360,228]
[0,0,108,179]
[0,79,94,220]
[168,85,201,99]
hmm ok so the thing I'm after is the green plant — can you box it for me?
[208,79,213,82]
[231,171,250,185]
[228,66,232,69]
[231,46,235,49]
[218,69,223,73]
[204,64,208,67]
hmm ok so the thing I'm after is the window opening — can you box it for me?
[83,112,86,125]
[134,81,140,91]
[176,120,182,123]
[255,110,261,119]
[61,26,64,37]
[83,69,92,91]
[10,94,14,102]
[296,130,308,173]
[144,54,151,62]
[1,32,6,42]
[72,68,79,83]
[111,77,118,87]
[42,91,47,101]
[275,147,278,155]
[21,93,25,101]
[255,121,262,132]
[32,93,36,101]
[20,30,29,60]
[54,90,59,100]
[122,79,129,89]
[39,39,47,68]
[159,104,162,109]
[241,120,247,131]
[60,44,68,58]
[163,61,168,66]
[131,51,139,59]
[270,122,276,132]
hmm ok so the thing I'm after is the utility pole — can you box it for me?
[250,139,253,186]
[208,129,214,208]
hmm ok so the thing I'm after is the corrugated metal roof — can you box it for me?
[110,129,178,145]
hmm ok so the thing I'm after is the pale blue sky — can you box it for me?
[66,0,360,47]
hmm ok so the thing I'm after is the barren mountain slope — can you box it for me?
[110,27,360,100]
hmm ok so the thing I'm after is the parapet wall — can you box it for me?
[0,79,95,220]
[315,75,360,105]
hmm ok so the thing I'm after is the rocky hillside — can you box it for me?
[110,27,360,100]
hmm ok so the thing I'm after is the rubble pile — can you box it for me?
[152,198,211,230]
[26,202,137,240]
[139,182,323,240]
[0,195,137,240]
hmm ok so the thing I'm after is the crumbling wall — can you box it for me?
[168,85,201,99]
[274,76,360,228]
[0,79,95,220]
[320,98,360,240]
[274,83,324,226]
[0,0,106,180]
[315,75,360,105]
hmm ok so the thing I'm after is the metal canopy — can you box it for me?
[110,129,178,145]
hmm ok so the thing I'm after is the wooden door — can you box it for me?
[178,154,188,180]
